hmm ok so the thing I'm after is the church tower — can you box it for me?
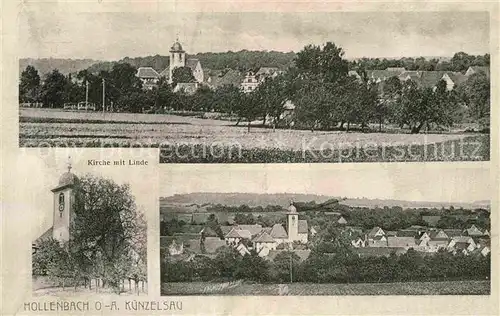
[50,161,79,243]
[169,38,186,83]
[287,201,299,242]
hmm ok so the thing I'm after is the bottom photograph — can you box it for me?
[159,165,491,296]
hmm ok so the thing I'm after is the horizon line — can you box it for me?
[160,192,490,206]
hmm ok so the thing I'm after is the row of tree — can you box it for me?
[20,42,490,133]
[83,51,489,75]
[352,52,490,72]
[162,242,490,284]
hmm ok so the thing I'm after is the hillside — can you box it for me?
[161,192,333,208]
[19,58,100,76]
[160,193,490,210]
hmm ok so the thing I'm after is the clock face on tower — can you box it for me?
[58,193,65,216]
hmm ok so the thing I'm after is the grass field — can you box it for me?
[20,108,489,163]
[161,280,490,296]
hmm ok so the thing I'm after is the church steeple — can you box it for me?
[51,160,79,243]
[287,200,299,242]
[169,37,186,84]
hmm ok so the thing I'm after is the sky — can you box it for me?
[18,10,490,60]
[160,163,491,204]
[6,149,158,241]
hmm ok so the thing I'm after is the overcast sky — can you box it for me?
[161,163,491,204]
[18,11,490,60]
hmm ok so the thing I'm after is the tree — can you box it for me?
[295,42,349,83]
[271,251,302,282]
[235,91,264,132]
[40,69,68,108]
[254,75,290,128]
[172,66,196,86]
[19,65,41,103]
[70,174,147,290]
[394,80,455,133]
[458,72,490,126]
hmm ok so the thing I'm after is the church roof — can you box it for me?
[253,232,275,243]
[186,59,200,71]
[33,227,53,245]
[288,203,297,213]
[270,224,288,239]
[298,220,308,234]
[52,171,79,192]
[170,41,184,52]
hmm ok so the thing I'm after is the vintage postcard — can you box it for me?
[1,0,499,315]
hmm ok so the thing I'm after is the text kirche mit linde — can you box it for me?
[87,159,149,166]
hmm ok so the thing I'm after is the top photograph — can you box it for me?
[18,11,491,163]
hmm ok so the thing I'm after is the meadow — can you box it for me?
[20,108,489,163]
[161,280,490,296]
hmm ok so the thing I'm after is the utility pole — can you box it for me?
[85,80,89,110]
[289,251,293,283]
[102,78,105,114]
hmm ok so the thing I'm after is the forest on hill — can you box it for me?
[20,51,489,77]
[160,193,490,210]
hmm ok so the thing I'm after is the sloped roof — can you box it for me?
[417,71,448,88]
[34,227,53,245]
[446,72,467,86]
[452,236,474,244]
[443,229,463,237]
[220,226,234,236]
[253,232,275,243]
[368,227,383,237]
[190,237,226,254]
[256,67,279,76]
[136,67,160,79]
[454,242,471,250]
[298,220,308,234]
[186,59,200,71]
[159,68,170,78]
[225,228,252,239]
[468,66,490,78]
[429,230,448,240]
[387,237,416,248]
[428,239,449,246]
[465,225,484,236]
[208,69,245,89]
[236,224,263,236]
[270,224,288,239]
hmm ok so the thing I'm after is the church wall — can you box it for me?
[297,233,308,243]
[52,187,73,243]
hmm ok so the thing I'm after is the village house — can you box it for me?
[136,67,160,90]
[241,71,260,93]
[161,201,310,259]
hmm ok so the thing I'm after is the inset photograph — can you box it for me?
[18,11,490,163]
[31,154,149,297]
[159,165,491,295]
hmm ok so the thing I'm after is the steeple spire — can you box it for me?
[67,156,72,172]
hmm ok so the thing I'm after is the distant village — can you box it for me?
[160,200,491,265]
[134,39,490,96]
